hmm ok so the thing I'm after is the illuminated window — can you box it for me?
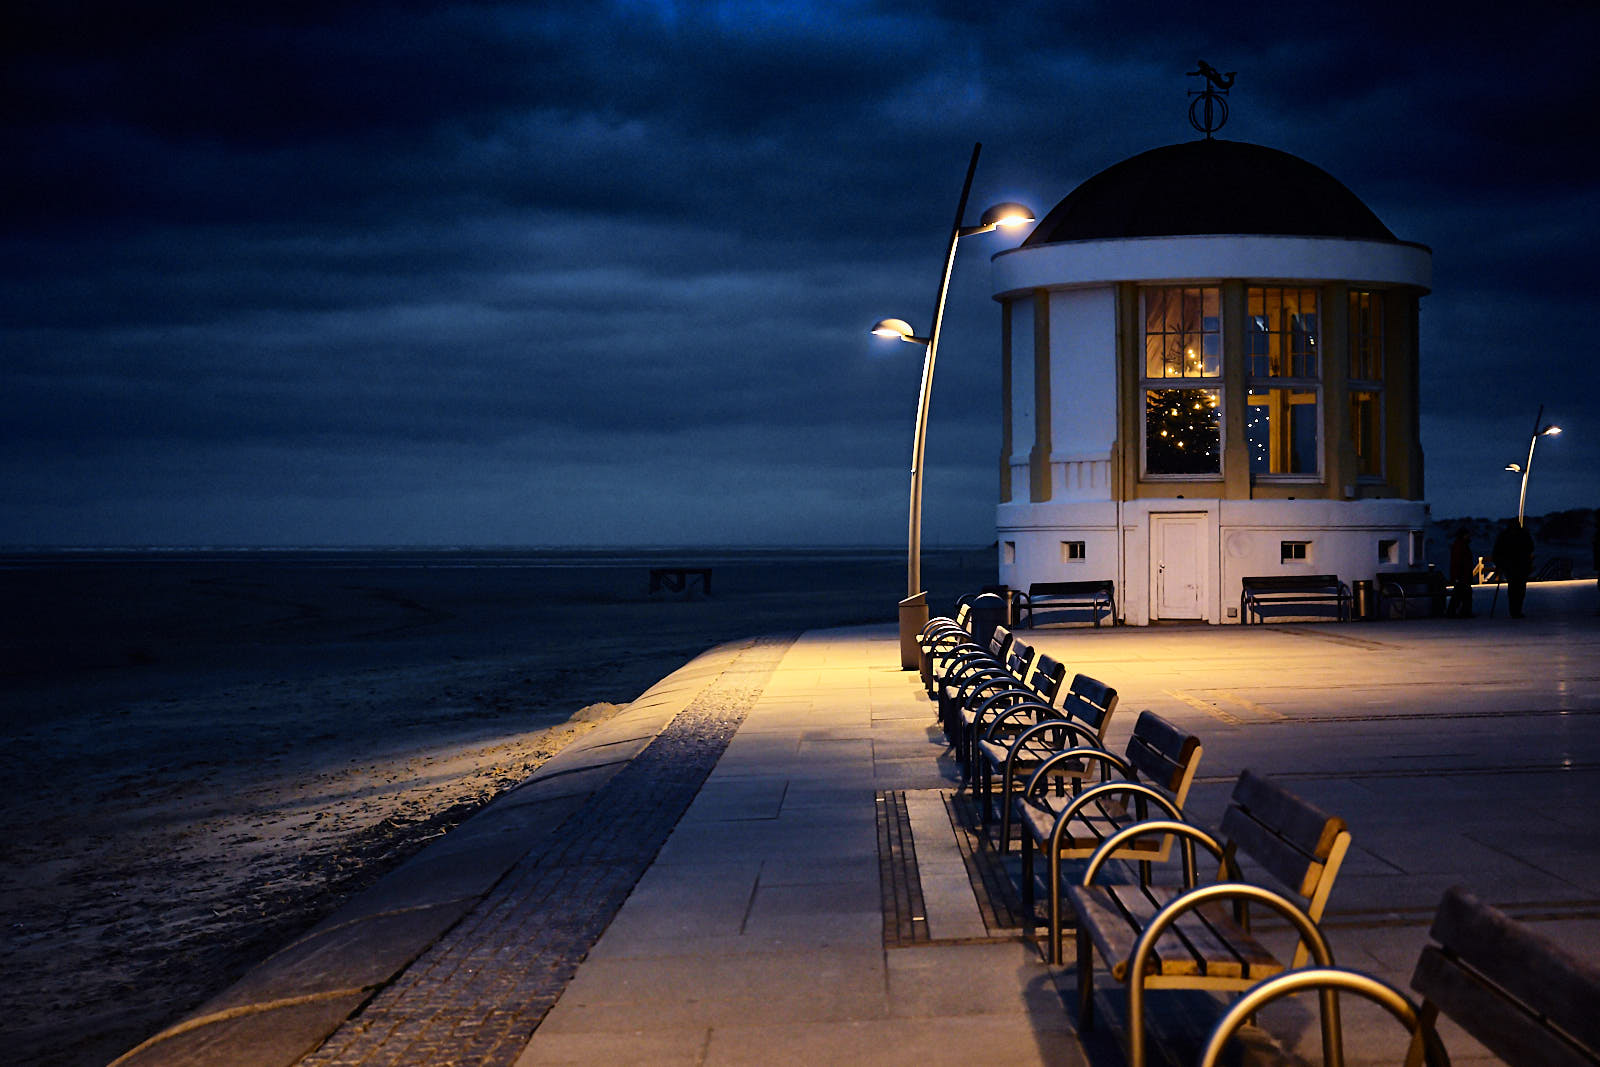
[1349,290,1384,380]
[1142,287,1222,477]
[1349,291,1385,480]
[1350,390,1383,478]
[1246,287,1320,475]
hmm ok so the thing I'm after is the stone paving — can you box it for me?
[301,638,794,1066]
[116,579,1600,1066]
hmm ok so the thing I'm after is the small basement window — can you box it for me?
[1002,541,1016,566]
[1061,540,1086,563]
[1379,538,1400,565]
[1281,540,1310,563]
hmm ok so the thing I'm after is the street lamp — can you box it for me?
[1507,404,1562,525]
[870,141,1034,669]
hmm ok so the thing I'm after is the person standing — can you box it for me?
[1446,528,1475,617]
[1492,519,1535,618]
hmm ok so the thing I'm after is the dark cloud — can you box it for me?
[3,0,1597,544]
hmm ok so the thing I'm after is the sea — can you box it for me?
[0,545,998,695]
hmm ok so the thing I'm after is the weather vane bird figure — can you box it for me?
[1187,60,1236,137]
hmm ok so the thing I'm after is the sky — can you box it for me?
[5,0,1598,547]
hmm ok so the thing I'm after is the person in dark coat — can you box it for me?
[1492,519,1535,618]
[1446,528,1475,617]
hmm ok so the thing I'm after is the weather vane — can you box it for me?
[1187,60,1235,138]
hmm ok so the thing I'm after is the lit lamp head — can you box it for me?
[1505,463,1524,473]
[980,202,1035,229]
[869,317,930,346]
[1540,425,1562,437]
[962,201,1036,237]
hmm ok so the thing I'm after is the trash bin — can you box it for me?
[968,592,1009,648]
[1352,579,1375,621]
[981,584,1019,627]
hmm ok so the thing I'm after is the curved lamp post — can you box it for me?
[1505,404,1562,525]
[871,141,1033,668]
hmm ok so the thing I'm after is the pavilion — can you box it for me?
[990,136,1432,623]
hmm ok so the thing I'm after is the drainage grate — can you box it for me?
[876,788,1042,948]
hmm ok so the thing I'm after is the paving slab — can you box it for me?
[110,580,1600,1065]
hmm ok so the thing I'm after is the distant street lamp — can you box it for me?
[871,141,1034,669]
[1506,404,1562,525]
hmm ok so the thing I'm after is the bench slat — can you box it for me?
[1060,679,1117,736]
[1220,771,1345,897]
[1422,886,1600,1058]
[1242,575,1342,591]
[1413,946,1599,1067]
[1019,799,1137,854]
[1073,885,1201,981]
[1085,884,1286,984]
[1123,710,1202,793]
[1028,653,1068,701]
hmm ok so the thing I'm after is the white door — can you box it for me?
[1151,513,1206,620]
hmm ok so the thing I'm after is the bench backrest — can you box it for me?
[1002,640,1034,682]
[1026,652,1067,703]
[1411,886,1600,1067]
[1060,673,1118,740]
[1219,770,1349,960]
[1123,710,1202,807]
[987,625,1013,662]
[1029,579,1114,597]
[1241,575,1343,593]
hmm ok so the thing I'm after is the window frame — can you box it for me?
[1348,289,1386,483]
[1140,286,1225,481]
[1245,285,1323,481]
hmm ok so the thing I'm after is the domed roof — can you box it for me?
[1023,139,1397,246]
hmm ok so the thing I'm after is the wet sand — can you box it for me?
[0,549,989,1066]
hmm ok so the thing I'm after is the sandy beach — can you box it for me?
[0,548,990,1066]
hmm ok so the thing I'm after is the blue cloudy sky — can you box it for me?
[5,0,1597,546]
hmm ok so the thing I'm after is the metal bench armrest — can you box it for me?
[1022,748,1132,799]
[1201,968,1443,1067]
[982,702,1068,741]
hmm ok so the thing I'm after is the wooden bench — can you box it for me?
[954,651,1067,779]
[1201,884,1600,1067]
[1240,574,1350,624]
[1018,580,1119,628]
[974,673,1119,840]
[1377,568,1447,619]
[929,624,1014,710]
[936,638,1034,747]
[647,566,712,595]
[1066,770,1351,1067]
[1013,710,1203,965]
[916,602,974,690]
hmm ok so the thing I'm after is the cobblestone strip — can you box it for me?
[300,636,794,1067]
[876,790,929,948]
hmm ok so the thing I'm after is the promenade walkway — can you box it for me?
[119,580,1600,1066]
